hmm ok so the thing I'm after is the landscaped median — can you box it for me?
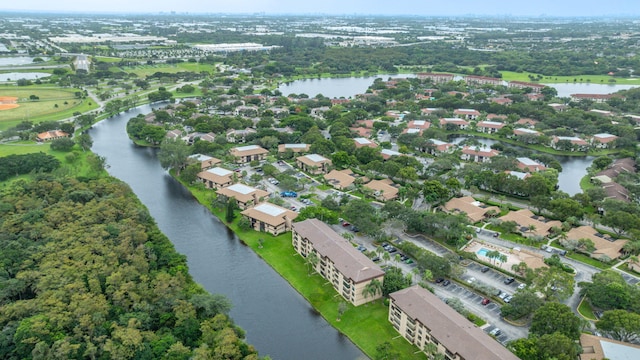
[182,180,422,359]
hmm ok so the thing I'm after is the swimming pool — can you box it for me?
[477,248,490,256]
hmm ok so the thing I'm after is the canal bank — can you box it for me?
[89,105,368,360]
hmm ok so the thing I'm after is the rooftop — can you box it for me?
[227,183,256,195]
[208,167,233,176]
[254,203,286,217]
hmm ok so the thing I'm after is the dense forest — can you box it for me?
[0,175,260,360]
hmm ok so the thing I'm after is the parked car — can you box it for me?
[481,266,490,273]
[387,247,397,253]
[290,206,297,211]
[504,295,513,303]
[504,277,515,285]
[517,283,527,290]
[493,232,499,237]
[466,277,476,284]
[356,245,366,252]
[404,259,414,264]
[489,328,501,336]
[435,278,444,284]
[342,222,351,227]
[442,280,451,286]
[499,292,509,300]
[372,256,381,262]
[280,191,297,197]
[481,298,491,305]
[350,226,360,233]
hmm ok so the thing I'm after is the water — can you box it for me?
[543,82,638,98]
[89,105,366,360]
[450,136,594,196]
[278,74,415,98]
[0,56,49,66]
[0,72,50,81]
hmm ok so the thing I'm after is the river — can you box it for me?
[450,137,594,196]
[89,104,366,360]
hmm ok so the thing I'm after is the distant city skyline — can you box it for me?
[0,0,638,17]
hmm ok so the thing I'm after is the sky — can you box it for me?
[0,0,638,16]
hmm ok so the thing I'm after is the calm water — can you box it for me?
[0,56,49,66]
[450,136,594,196]
[278,74,415,98]
[542,82,638,97]
[89,105,366,360]
[0,72,50,81]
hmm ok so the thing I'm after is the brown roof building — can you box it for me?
[443,196,501,223]
[460,146,500,163]
[277,143,310,153]
[363,179,399,201]
[324,169,362,190]
[563,226,627,261]
[229,145,269,164]
[453,108,481,120]
[499,209,562,238]
[189,154,221,170]
[389,286,520,360]
[476,121,505,134]
[197,167,235,189]
[516,157,547,172]
[36,130,69,142]
[241,203,297,236]
[216,183,269,210]
[579,333,640,360]
[353,137,378,149]
[292,219,384,306]
[440,117,470,130]
[296,154,332,174]
[463,75,504,86]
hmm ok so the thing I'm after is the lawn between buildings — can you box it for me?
[182,181,423,359]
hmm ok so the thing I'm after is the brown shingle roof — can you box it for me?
[241,203,297,227]
[443,196,500,223]
[390,286,520,360]
[293,219,383,283]
[565,226,627,260]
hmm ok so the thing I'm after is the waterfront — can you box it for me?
[89,105,366,360]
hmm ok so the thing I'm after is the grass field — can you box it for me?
[184,183,423,359]
[0,142,96,179]
[500,71,640,85]
[0,87,98,131]
[116,62,217,77]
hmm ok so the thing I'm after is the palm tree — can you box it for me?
[362,279,383,303]
[394,253,401,266]
[306,251,319,276]
[498,254,508,268]
[527,224,537,237]
[342,232,354,242]
[382,251,391,265]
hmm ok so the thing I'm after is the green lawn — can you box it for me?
[183,183,424,359]
[0,87,98,130]
[500,71,640,85]
[118,62,217,77]
[578,298,597,321]
[0,142,98,179]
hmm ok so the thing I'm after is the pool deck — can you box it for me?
[464,240,547,271]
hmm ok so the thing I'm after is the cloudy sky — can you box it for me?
[0,0,637,16]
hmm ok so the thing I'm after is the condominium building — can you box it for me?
[389,286,519,360]
[292,219,384,306]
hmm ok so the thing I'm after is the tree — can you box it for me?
[579,270,635,311]
[500,290,544,320]
[50,137,75,151]
[75,133,93,151]
[532,266,574,301]
[158,139,191,175]
[225,197,237,223]
[337,302,348,321]
[374,342,400,360]
[596,309,640,342]
[530,302,582,340]
[306,251,319,275]
[381,267,411,296]
[363,279,383,303]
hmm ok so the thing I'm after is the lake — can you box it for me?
[0,72,51,81]
[278,74,416,98]
[0,56,49,66]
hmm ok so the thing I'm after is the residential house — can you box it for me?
[216,183,269,210]
[513,128,541,137]
[416,72,454,83]
[197,167,235,189]
[489,97,513,106]
[443,196,500,223]
[381,149,403,160]
[476,121,505,134]
[548,103,569,112]
[323,169,363,190]
[589,109,614,117]
[353,137,378,149]
[422,139,455,156]
[189,154,221,170]
[570,93,619,103]
[36,130,69,142]
[460,146,500,163]
[403,120,431,135]
[296,154,332,174]
[350,126,373,137]
[463,75,504,86]
[506,170,531,181]
[241,203,297,236]
[508,81,546,93]
[498,209,562,238]
[580,333,640,360]
[563,226,627,261]
[226,128,257,143]
[233,105,259,117]
[229,145,269,164]
[278,143,310,154]
[591,133,618,149]
[292,219,385,306]
[453,108,481,120]
[440,117,470,130]
[515,118,539,128]
[363,179,399,201]
[551,136,589,151]
[516,157,547,172]
[421,107,440,116]
[310,106,331,118]
[166,129,183,140]
[389,286,520,360]
[331,98,350,106]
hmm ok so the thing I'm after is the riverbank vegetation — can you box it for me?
[0,174,262,360]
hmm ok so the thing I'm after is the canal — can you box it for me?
[89,104,366,360]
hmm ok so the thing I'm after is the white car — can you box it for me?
[489,328,502,336]
[517,283,526,290]
[466,277,476,284]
